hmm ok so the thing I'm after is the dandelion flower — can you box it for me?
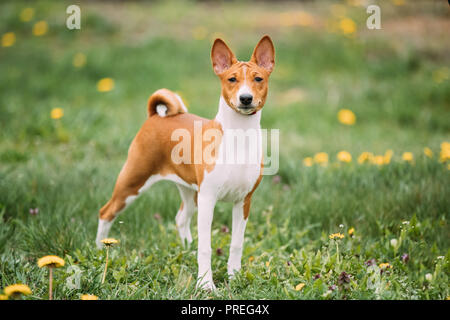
[329,233,344,240]
[4,284,32,297]
[392,0,405,5]
[32,21,48,37]
[2,32,16,47]
[339,18,356,35]
[348,227,355,237]
[372,155,385,166]
[402,152,414,162]
[314,152,328,166]
[101,238,119,284]
[383,150,393,164]
[0,294,8,300]
[50,108,64,120]
[379,262,392,269]
[38,255,64,300]
[38,255,65,268]
[303,157,313,167]
[425,273,432,282]
[337,151,352,163]
[440,142,450,162]
[295,283,305,291]
[81,294,99,300]
[101,238,119,247]
[97,78,115,92]
[358,152,373,164]
[20,8,35,22]
[423,147,433,158]
[73,53,87,68]
[337,109,356,125]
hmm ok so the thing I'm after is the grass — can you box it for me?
[0,0,449,300]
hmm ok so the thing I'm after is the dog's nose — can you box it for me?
[239,94,253,106]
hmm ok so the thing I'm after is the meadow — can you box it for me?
[0,0,449,300]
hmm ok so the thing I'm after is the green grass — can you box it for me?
[0,0,449,300]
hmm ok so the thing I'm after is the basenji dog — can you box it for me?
[96,35,275,290]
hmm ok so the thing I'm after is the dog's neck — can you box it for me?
[215,96,261,130]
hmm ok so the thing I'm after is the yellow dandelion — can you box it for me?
[329,233,344,240]
[314,152,329,166]
[32,21,48,37]
[337,151,352,163]
[402,152,414,162]
[392,0,405,6]
[73,53,87,68]
[97,78,115,92]
[423,147,433,158]
[101,238,119,284]
[2,32,16,47]
[372,155,385,166]
[37,255,65,268]
[348,227,355,237]
[0,294,8,300]
[4,284,32,297]
[337,109,356,125]
[295,283,305,291]
[339,18,356,35]
[50,108,64,120]
[379,262,392,269]
[248,256,255,262]
[440,142,450,163]
[303,157,313,167]
[358,152,373,164]
[192,26,208,40]
[383,150,393,164]
[81,294,99,300]
[101,238,119,246]
[20,7,35,22]
[38,255,64,300]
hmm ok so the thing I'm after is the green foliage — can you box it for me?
[0,0,448,299]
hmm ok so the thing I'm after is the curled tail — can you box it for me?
[147,88,187,118]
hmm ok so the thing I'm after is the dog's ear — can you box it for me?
[250,35,275,73]
[211,38,237,75]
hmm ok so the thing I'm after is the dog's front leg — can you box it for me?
[196,193,217,291]
[227,201,248,278]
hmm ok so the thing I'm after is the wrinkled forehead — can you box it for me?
[223,61,266,77]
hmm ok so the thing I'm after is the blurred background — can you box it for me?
[0,0,449,298]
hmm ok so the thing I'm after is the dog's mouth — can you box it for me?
[236,105,257,115]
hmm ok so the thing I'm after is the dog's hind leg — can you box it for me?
[175,184,197,247]
[96,158,160,249]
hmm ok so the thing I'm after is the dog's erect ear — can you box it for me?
[250,35,275,73]
[211,38,237,75]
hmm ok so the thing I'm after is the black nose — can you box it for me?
[239,94,253,106]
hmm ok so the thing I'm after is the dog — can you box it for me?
[96,35,275,290]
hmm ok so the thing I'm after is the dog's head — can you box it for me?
[211,35,275,115]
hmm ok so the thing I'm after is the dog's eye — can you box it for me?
[255,77,263,82]
[228,77,237,83]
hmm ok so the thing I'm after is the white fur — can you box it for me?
[95,218,115,249]
[196,96,262,290]
[156,104,167,117]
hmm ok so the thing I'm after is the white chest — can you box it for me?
[200,97,262,203]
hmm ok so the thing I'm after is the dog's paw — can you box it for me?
[196,277,217,292]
